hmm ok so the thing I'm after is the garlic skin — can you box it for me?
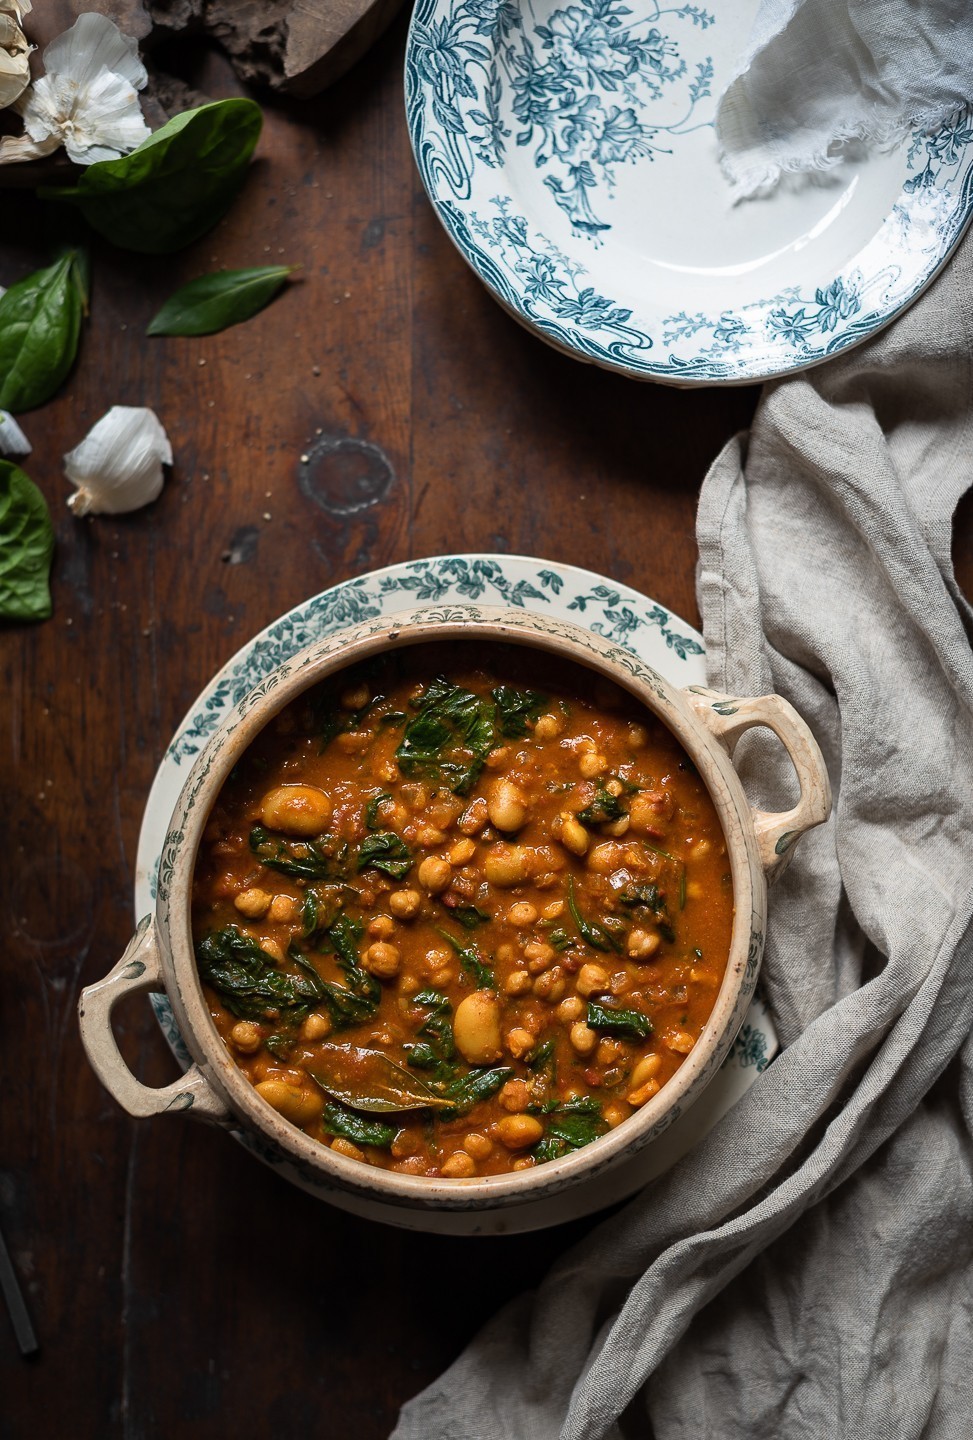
[0,409,31,456]
[10,12,150,166]
[65,406,172,517]
[0,6,31,112]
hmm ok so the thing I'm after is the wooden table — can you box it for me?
[3,18,971,1437]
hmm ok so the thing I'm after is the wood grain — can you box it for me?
[2,19,969,1440]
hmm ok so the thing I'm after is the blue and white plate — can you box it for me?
[406,0,973,385]
[136,555,777,1231]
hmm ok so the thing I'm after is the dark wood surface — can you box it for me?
[3,18,971,1439]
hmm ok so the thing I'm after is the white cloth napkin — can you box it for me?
[392,228,973,1440]
[717,0,973,199]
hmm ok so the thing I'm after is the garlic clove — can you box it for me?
[0,409,31,456]
[0,11,30,111]
[65,406,172,517]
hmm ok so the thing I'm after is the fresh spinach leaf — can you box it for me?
[358,831,412,880]
[147,264,293,337]
[249,824,337,879]
[586,1000,653,1040]
[0,252,83,412]
[439,1065,512,1116]
[452,904,491,930]
[0,462,54,622]
[320,1100,395,1149]
[196,926,323,1021]
[42,100,263,255]
[577,784,625,826]
[437,928,495,989]
[567,876,622,954]
[533,1097,608,1163]
[492,684,548,737]
[364,791,392,829]
[395,677,497,795]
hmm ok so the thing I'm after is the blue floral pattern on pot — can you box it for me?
[407,0,973,382]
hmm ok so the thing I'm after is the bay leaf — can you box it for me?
[307,1046,454,1113]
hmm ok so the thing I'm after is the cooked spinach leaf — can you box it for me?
[320,1100,395,1149]
[620,882,666,913]
[147,264,293,337]
[395,677,496,795]
[196,926,323,1021]
[492,685,548,738]
[42,100,263,254]
[315,915,380,1028]
[358,831,412,880]
[0,461,54,622]
[264,1032,295,1060]
[364,791,392,829]
[544,927,575,952]
[533,1097,608,1163]
[249,824,339,879]
[440,1065,512,1116]
[586,1000,653,1040]
[0,252,84,413]
[567,876,622,954]
[577,784,625,826]
[437,928,494,989]
[407,990,456,1077]
[452,904,491,930]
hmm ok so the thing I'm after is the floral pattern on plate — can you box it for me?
[406,0,973,383]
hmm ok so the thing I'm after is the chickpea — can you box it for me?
[569,1021,598,1056]
[441,1150,477,1178]
[417,825,447,847]
[605,817,630,838]
[558,813,589,857]
[629,792,670,835]
[627,928,660,960]
[367,914,396,940]
[392,1156,424,1175]
[449,838,477,866]
[693,840,712,859]
[417,856,452,893]
[331,1136,365,1162]
[499,1079,530,1112]
[542,899,565,920]
[484,845,530,887]
[389,888,421,919]
[364,942,401,979]
[533,968,565,1002]
[576,962,610,997]
[606,778,624,798]
[453,991,503,1064]
[336,732,368,754]
[261,938,285,963]
[667,1031,696,1054]
[579,752,608,779]
[630,1053,662,1090]
[507,901,538,927]
[627,723,648,749]
[485,746,510,770]
[512,1156,536,1171]
[458,797,489,834]
[587,842,624,872]
[505,1026,535,1060]
[234,887,271,918]
[463,1132,493,1160]
[504,969,532,997]
[391,1130,419,1159]
[496,1114,544,1150]
[603,1101,630,1129]
[259,784,332,836]
[254,1079,322,1128]
[533,713,562,740]
[557,995,585,1023]
[340,682,370,711]
[524,941,555,966]
[627,1079,661,1108]
[596,1037,624,1067]
[488,778,528,833]
[299,1012,332,1042]
[267,894,298,923]
[230,1020,262,1054]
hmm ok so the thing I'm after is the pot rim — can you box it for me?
[156,605,766,1210]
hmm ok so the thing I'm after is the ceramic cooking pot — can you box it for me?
[79,605,831,1229]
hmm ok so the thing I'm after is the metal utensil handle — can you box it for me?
[686,687,832,881]
[78,916,230,1124]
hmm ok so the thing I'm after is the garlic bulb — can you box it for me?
[0,5,31,112]
[1,11,150,167]
[0,408,31,455]
[65,406,172,517]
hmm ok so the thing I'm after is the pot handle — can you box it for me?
[78,916,231,1125]
[684,687,831,881]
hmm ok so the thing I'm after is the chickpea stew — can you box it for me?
[191,643,734,1180]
